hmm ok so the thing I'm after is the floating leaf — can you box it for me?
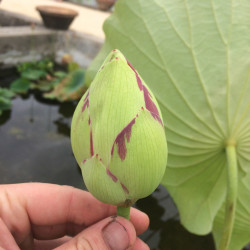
[30,80,54,92]
[86,0,250,249]
[0,88,15,115]
[21,69,47,81]
[68,62,80,73]
[54,71,68,79]
[17,59,54,74]
[31,71,68,92]
[44,69,86,102]
[10,78,31,94]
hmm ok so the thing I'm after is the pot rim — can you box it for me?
[36,5,78,18]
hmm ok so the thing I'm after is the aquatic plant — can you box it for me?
[85,0,250,249]
[0,88,15,115]
[71,49,168,219]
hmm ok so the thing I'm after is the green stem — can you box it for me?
[117,206,131,220]
[218,144,238,250]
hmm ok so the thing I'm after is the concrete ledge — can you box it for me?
[0,26,57,66]
[0,9,39,26]
[0,0,110,39]
[55,31,103,68]
[0,10,103,68]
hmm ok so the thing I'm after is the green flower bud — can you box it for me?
[71,49,167,207]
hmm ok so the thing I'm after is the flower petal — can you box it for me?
[80,154,128,205]
[109,108,167,201]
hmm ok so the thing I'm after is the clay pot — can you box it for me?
[36,5,78,30]
[96,0,116,11]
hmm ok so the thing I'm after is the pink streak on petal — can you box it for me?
[127,60,143,91]
[142,85,163,125]
[106,169,118,182]
[84,91,89,101]
[82,100,89,112]
[126,60,163,125]
[111,144,114,156]
[112,118,136,161]
[121,183,129,194]
[82,91,89,112]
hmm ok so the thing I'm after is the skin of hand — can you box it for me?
[0,183,149,250]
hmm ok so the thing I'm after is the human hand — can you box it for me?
[0,183,149,250]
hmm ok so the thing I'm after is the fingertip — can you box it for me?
[55,216,138,250]
[134,237,150,250]
[103,217,149,250]
[103,216,136,250]
[130,208,149,235]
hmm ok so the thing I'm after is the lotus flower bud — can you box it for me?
[71,49,167,208]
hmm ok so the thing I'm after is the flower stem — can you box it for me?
[117,206,131,220]
[219,144,238,250]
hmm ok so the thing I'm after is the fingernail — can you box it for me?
[102,220,129,250]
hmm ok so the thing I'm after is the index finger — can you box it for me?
[0,183,149,241]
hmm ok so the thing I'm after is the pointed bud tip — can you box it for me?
[108,49,126,63]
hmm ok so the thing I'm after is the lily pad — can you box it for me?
[86,0,250,249]
[10,78,31,94]
[44,69,86,101]
[21,68,47,81]
[0,88,15,115]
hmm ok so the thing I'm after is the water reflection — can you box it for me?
[0,94,217,249]
[136,186,215,250]
[159,219,215,250]
[0,94,84,188]
[0,109,11,125]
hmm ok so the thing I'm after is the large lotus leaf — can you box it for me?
[213,169,250,250]
[86,0,250,248]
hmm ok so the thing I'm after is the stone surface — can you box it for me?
[0,10,103,68]
[0,0,110,39]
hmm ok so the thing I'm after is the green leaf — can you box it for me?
[31,71,68,92]
[68,62,80,72]
[54,71,68,78]
[213,170,250,250]
[0,88,15,98]
[10,78,31,94]
[37,59,54,72]
[17,59,54,74]
[0,97,11,115]
[0,88,15,115]
[44,69,86,101]
[86,0,250,249]
[21,69,47,80]
[30,80,54,92]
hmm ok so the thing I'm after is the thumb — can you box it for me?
[55,216,139,250]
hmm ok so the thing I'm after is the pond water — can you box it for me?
[0,93,216,249]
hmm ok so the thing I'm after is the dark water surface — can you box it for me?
[0,94,216,249]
